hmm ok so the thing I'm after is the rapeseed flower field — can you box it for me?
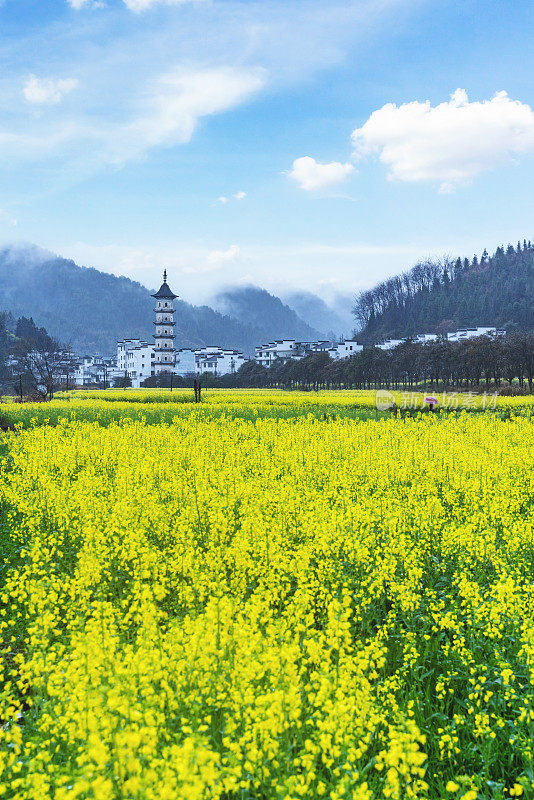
[1,390,534,799]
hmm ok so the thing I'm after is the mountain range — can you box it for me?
[0,245,348,355]
[3,240,531,358]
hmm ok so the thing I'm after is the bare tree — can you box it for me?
[15,338,64,400]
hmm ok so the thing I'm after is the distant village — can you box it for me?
[6,270,506,390]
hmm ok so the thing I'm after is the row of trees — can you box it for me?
[196,332,534,392]
[354,241,534,343]
[5,332,533,398]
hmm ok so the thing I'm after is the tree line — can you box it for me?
[189,332,534,393]
[354,240,534,344]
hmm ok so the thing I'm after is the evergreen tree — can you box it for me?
[353,240,534,343]
[15,316,55,351]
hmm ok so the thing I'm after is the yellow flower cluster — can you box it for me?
[61,386,534,412]
[0,392,533,799]
[2,387,533,432]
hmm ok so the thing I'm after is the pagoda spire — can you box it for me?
[151,270,177,376]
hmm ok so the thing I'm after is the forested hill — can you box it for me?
[354,240,534,343]
[215,287,321,343]
[0,246,319,355]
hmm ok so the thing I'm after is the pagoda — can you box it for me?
[151,270,177,376]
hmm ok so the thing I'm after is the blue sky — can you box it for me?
[1,0,533,304]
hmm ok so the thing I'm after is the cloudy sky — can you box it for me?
[1,0,533,302]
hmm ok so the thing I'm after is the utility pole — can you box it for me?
[19,374,23,403]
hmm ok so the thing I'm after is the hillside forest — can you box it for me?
[354,240,534,343]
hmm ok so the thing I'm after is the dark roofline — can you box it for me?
[151,269,178,300]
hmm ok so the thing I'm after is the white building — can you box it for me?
[116,272,179,387]
[74,355,119,386]
[376,327,505,350]
[117,339,246,384]
[447,326,505,342]
[175,348,196,376]
[376,338,405,350]
[413,333,438,344]
[332,340,363,358]
[117,339,151,373]
[8,348,114,390]
[255,340,303,367]
[126,343,154,384]
[195,347,246,376]
[254,338,363,367]
[116,339,154,387]
[117,269,248,384]
[117,340,197,386]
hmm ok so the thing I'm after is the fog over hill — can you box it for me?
[0,245,332,356]
[282,291,354,339]
[213,287,322,343]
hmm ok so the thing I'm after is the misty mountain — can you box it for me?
[214,286,322,342]
[0,246,321,356]
[283,291,353,338]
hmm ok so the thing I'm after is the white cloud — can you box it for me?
[351,89,534,191]
[123,0,205,11]
[6,67,264,171]
[8,0,406,187]
[288,156,354,191]
[105,67,265,165]
[67,0,105,8]
[205,243,241,269]
[216,191,246,204]
[23,75,79,105]
[67,0,204,9]
[182,244,241,274]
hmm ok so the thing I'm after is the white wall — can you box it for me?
[334,340,363,358]
[175,349,196,376]
[195,348,246,376]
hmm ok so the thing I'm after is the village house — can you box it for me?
[195,347,246,376]
[254,339,363,367]
[377,327,506,350]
